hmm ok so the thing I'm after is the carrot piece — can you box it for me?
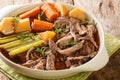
[32,19,53,32]
[19,7,40,19]
[41,3,60,21]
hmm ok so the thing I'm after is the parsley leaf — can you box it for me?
[38,11,47,21]
[53,24,69,34]
[61,41,78,48]
[35,47,48,57]
[13,12,19,24]
[13,13,19,24]
[16,32,35,40]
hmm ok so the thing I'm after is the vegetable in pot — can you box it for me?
[55,3,68,16]
[14,18,31,33]
[19,7,41,19]
[69,8,86,20]
[0,17,14,35]
[9,40,44,56]
[41,3,60,21]
[32,19,53,32]
[38,31,56,42]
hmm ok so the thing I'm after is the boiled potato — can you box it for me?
[0,17,14,35]
[55,3,68,16]
[14,18,31,33]
[38,31,56,41]
[69,8,86,20]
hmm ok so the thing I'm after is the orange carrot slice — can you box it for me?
[32,19,53,32]
[19,7,40,19]
[41,3,60,21]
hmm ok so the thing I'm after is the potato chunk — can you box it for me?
[14,18,31,33]
[0,17,14,35]
[55,3,68,16]
[38,31,56,41]
[69,8,86,20]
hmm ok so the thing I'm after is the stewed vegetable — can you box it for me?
[0,3,99,70]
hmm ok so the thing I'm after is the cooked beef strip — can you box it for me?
[87,25,98,48]
[81,25,88,32]
[89,51,97,58]
[55,17,70,27]
[22,58,46,70]
[77,35,98,48]
[55,17,79,41]
[56,35,73,48]
[56,34,81,47]
[67,56,88,61]
[87,24,96,34]
[49,39,85,55]
[49,39,58,54]
[65,56,90,68]
[46,53,56,70]
[34,59,46,70]
[70,18,80,24]
[69,23,77,41]
[75,22,86,35]
[65,59,71,67]
[26,47,34,60]
[22,58,41,68]
[45,49,52,55]
[26,47,40,61]
[57,40,84,55]
[56,35,73,45]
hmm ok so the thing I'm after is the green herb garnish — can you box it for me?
[38,14,41,20]
[61,41,78,48]
[38,11,47,21]
[13,12,19,24]
[53,24,69,34]
[16,32,35,40]
[35,47,48,57]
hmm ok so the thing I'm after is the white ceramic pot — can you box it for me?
[0,2,109,79]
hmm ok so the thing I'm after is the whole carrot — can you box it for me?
[19,7,40,19]
[41,3,60,21]
[32,19,53,32]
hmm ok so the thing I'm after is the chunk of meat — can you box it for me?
[70,18,80,24]
[88,51,97,58]
[75,22,86,35]
[46,53,56,70]
[69,24,77,41]
[49,39,84,55]
[65,56,89,67]
[78,41,95,56]
[22,59,40,68]
[55,17,70,27]
[57,40,84,55]
[78,35,98,48]
[26,47,34,60]
[49,39,58,54]
[34,59,46,70]
[56,35,73,48]
[87,24,96,34]
[87,25,98,48]
[81,25,88,32]
[22,58,46,70]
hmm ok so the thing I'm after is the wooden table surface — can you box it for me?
[0,0,120,80]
